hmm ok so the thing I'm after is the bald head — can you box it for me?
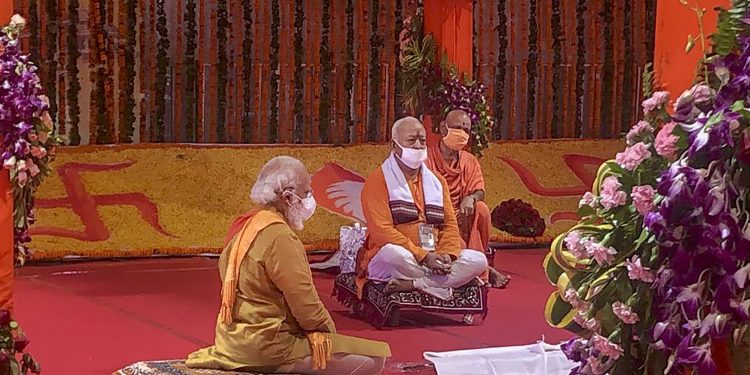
[391,116,426,148]
[441,109,472,136]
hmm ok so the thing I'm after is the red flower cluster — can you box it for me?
[0,309,40,374]
[491,199,546,238]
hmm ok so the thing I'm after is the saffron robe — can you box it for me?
[357,165,462,296]
[186,208,390,372]
[426,144,490,254]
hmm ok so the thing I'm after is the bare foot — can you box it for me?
[384,279,416,294]
[488,267,511,289]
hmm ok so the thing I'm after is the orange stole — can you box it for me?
[219,209,286,325]
[224,209,260,246]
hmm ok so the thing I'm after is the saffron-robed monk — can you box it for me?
[186,156,390,375]
[426,109,510,288]
[356,117,488,300]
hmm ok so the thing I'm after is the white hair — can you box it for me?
[391,116,421,143]
[250,156,306,206]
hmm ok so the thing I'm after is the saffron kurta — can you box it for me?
[186,209,390,372]
[426,144,491,253]
[356,166,462,296]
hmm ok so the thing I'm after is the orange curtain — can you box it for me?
[0,170,12,313]
[423,0,473,144]
[0,4,11,24]
[0,6,14,314]
[653,0,724,100]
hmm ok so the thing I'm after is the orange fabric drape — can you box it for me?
[423,0,472,77]
[653,0,725,100]
[0,4,11,24]
[654,1,738,373]
[423,0,472,145]
[0,170,13,313]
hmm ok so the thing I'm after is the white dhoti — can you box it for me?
[367,244,488,300]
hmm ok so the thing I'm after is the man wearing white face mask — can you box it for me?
[187,156,390,374]
[355,117,488,301]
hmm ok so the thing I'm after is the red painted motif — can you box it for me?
[30,161,175,241]
[499,154,607,223]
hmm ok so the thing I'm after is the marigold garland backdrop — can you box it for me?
[28,139,622,260]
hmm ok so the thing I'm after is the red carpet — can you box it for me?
[13,249,568,374]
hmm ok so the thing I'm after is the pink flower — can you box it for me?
[564,230,588,259]
[590,334,624,360]
[3,157,15,170]
[615,142,652,171]
[642,91,670,114]
[27,133,38,142]
[631,185,655,215]
[17,171,27,187]
[573,312,600,332]
[38,131,49,144]
[27,160,40,177]
[626,121,654,145]
[625,255,655,283]
[585,240,617,266]
[599,176,627,209]
[579,191,598,208]
[564,289,591,311]
[40,112,53,130]
[587,357,613,375]
[655,122,680,159]
[612,301,640,324]
[30,146,47,158]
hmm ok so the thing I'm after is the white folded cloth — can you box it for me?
[423,340,576,375]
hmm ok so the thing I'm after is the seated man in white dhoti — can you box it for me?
[354,116,488,301]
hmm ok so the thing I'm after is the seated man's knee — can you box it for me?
[460,249,489,272]
[377,244,413,265]
[474,200,491,218]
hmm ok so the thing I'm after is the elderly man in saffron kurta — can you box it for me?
[356,117,488,301]
[426,109,510,288]
[186,156,390,375]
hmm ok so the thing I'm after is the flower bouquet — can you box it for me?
[0,310,39,375]
[397,5,492,156]
[0,15,65,266]
[491,199,546,238]
[544,3,750,374]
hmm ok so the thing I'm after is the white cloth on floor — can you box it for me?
[423,341,576,375]
[367,243,487,300]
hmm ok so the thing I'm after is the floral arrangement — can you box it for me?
[491,199,546,238]
[0,15,64,265]
[544,3,750,374]
[0,310,39,375]
[398,7,492,156]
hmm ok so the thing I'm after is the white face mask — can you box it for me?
[286,192,317,221]
[394,142,427,169]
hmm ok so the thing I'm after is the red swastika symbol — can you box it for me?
[29,160,176,241]
[499,154,607,224]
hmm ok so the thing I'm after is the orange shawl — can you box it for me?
[219,209,285,325]
[426,144,485,210]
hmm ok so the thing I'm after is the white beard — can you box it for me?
[284,208,305,231]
